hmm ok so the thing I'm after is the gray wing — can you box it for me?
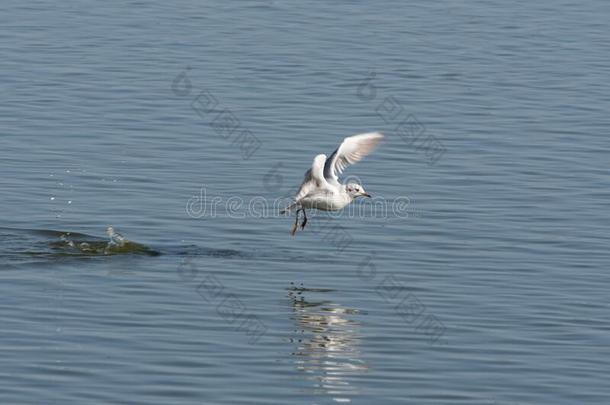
[295,154,328,201]
[323,132,384,184]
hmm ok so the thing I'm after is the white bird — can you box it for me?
[282,132,384,235]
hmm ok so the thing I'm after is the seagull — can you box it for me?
[281,132,384,235]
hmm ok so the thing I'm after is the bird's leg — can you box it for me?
[300,209,308,229]
[291,209,301,236]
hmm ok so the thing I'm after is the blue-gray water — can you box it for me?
[2,1,610,404]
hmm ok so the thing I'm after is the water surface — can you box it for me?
[2,1,610,404]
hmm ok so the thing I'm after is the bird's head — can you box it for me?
[346,183,371,199]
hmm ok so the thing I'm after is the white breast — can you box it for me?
[299,190,352,211]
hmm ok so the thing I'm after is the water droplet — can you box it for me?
[68,200,72,204]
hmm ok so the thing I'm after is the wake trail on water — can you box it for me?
[0,227,161,264]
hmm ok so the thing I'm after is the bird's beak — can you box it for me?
[363,192,372,198]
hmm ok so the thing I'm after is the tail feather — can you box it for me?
[280,202,298,215]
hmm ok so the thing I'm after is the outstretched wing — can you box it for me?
[323,132,384,184]
[295,154,328,201]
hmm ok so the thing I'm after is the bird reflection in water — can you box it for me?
[287,283,367,403]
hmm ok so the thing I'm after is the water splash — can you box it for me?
[106,226,126,247]
[50,227,160,257]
